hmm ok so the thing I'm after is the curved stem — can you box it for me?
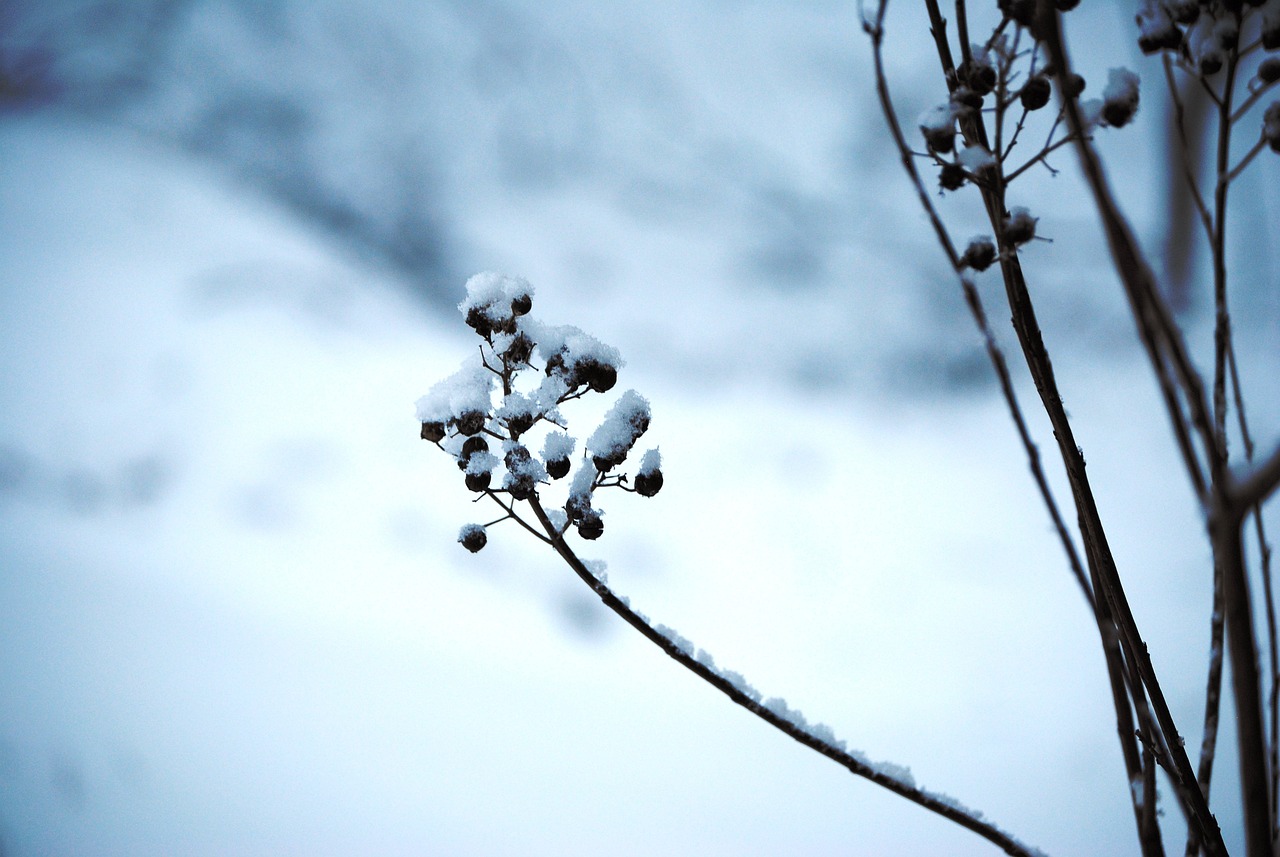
[526,494,1047,857]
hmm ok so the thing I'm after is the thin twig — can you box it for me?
[867,0,1094,608]
[1163,56,1214,246]
[1038,5,1263,854]
[526,494,1047,857]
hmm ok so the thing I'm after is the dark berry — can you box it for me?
[923,125,957,155]
[1020,76,1052,111]
[960,237,997,272]
[421,421,446,442]
[510,293,532,316]
[1061,73,1086,98]
[1002,208,1037,246]
[585,363,617,393]
[454,410,486,436]
[634,470,663,497]
[459,525,487,553]
[546,457,571,479]
[959,59,996,96]
[505,333,533,364]
[465,471,491,492]
[952,87,984,110]
[464,306,492,337]
[462,436,489,458]
[1259,59,1280,85]
[506,411,535,439]
[577,513,604,540]
[507,476,536,501]
[939,162,967,191]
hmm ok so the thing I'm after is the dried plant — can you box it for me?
[418,2,1280,853]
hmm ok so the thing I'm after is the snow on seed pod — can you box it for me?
[919,103,960,154]
[465,470,492,492]
[1136,4,1182,53]
[1020,75,1052,110]
[453,410,486,436]
[587,390,651,473]
[542,431,576,480]
[577,512,604,540]
[416,355,494,439]
[458,523,487,553]
[505,332,534,364]
[1002,207,1038,246]
[1166,0,1198,25]
[1101,68,1140,128]
[634,448,664,497]
[960,236,998,271]
[959,57,997,96]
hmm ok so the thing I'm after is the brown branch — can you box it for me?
[526,495,1046,857]
[1037,4,1264,854]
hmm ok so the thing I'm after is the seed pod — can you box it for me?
[960,237,997,271]
[952,87,984,110]
[1265,102,1280,152]
[507,475,536,501]
[959,59,996,96]
[464,306,493,338]
[593,453,624,473]
[421,421,446,442]
[465,471,491,492]
[506,411,535,439]
[939,162,967,191]
[584,361,618,393]
[1054,0,1080,9]
[454,410,486,436]
[1002,207,1038,246]
[577,513,604,540]
[566,496,590,524]
[510,293,532,316]
[461,436,490,458]
[505,332,534,364]
[634,469,664,497]
[1259,59,1280,85]
[546,457,571,480]
[1020,76,1052,111]
[458,524,487,553]
[1061,73,1086,98]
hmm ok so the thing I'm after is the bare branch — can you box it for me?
[527,494,1049,857]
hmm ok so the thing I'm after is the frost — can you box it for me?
[929,790,984,820]
[416,355,494,423]
[1130,775,1145,808]
[870,759,916,788]
[695,648,718,670]
[638,447,661,476]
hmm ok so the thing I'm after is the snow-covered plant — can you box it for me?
[863,1,1280,855]
[420,2,1280,854]
[417,272,662,552]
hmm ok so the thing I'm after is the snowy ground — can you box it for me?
[1,4,1278,856]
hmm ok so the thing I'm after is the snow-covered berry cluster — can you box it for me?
[417,273,662,553]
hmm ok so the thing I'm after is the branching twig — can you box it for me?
[527,494,1048,857]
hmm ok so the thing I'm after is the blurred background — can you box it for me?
[1,1,1278,854]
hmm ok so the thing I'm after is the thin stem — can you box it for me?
[1210,51,1240,461]
[868,0,1093,608]
[1222,136,1266,186]
[526,493,1047,857]
[1163,55,1214,247]
[1230,76,1280,126]
[1186,567,1226,857]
